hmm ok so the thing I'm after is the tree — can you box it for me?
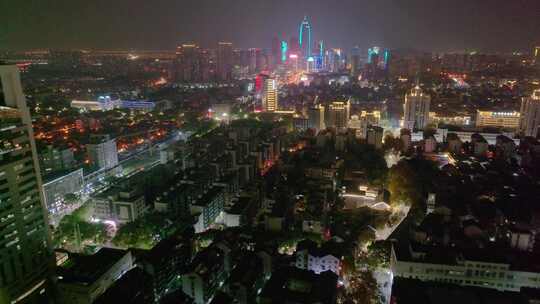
[63,193,80,205]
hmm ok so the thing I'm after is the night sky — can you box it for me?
[1,0,540,52]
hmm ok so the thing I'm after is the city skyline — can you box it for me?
[2,0,540,52]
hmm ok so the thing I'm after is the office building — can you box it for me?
[308,104,326,132]
[0,65,52,303]
[326,100,350,130]
[299,16,313,59]
[86,135,119,170]
[534,46,540,64]
[519,89,540,138]
[93,185,148,224]
[217,42,233,82]
[175,44,201,83]
[475,111,520,129]
[404,85,431,130]
[263,78,278,112]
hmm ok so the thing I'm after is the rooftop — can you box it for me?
[57,248,130,285]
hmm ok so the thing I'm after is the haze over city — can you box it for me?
[2,0,540,51]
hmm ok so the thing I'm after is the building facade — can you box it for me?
[476,111,520,129]
[520,90,540,138]
[404,85,431,130]
[0,65,52,303]
[263,79,278,112]
[326,101,350,130]
[86,135,119,170]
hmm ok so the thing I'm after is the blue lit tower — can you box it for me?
[281,40,288,63]
[299,16,312,59]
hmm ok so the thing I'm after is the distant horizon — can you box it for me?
[2,0,540,53]
[1,46,538,55]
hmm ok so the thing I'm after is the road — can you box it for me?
[372,204,410,304]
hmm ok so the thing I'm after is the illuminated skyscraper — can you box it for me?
[534,46,540,64]
[368,47,380,64]
[299,16,313,59]
[281,40,288,64]
[404,85,431,130]
[0,64,52,303]
[217,42,233,81]
[263,78,278,112]
[519,89,540,137]
[326,101,350,130]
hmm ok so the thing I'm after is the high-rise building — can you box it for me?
[263,79,278,112]
[0,64,52,303]
[175,44,201,83]
[403,85,431,130]
[86,135,119,170]
[350,46,361,77]
[217,42,233,82]
[368,47,380,65]
[299,16,313,59]
[248,48,261,74]
[271,36,281,67]
[534,46,540,64]
[326,48,343,73]
[308,105,326,132]
[519,89,540,138]
[280,40,288,64]
[326,101,350,130]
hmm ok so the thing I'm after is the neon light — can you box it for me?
[299,16,312,59]
[281,41,288,63]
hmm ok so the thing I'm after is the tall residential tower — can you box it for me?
[0,64,52,303]
[520,89,540,138]
[403,85,431,130]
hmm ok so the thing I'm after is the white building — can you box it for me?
[86,135,119,170]
[71,95,120,112]
[391,243,540,292]
[295,240,341,275]
[404,85,431,130]
[263,79,278,112]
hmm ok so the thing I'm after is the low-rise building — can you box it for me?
[391,242,540,292]
[295,239,342,275]
[182,245,230,304]
[475,110,520,129]
[93,187,148,224]
[56,248,133,304]
[259,267,338,304]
